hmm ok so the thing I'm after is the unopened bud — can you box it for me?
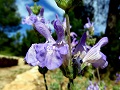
[30,3,41,15]
[55,0,73,12]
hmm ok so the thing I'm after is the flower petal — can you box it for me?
[22,15,37,25]
[34,21,55,42]
[24,44,39,66]
[70,32,77,39]
[26,5,32,15]
[82,37,108,63]
[73,32,87,55]
[52,16,65,42]
[92,52,108,68]
[45,49,63,70]
[84,17,93,29]
[34,43,47,68]
[39,7,44,16]
[71,38,78,47]
[58,44,69,55]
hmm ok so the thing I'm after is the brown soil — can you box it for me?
[0,65,32,90]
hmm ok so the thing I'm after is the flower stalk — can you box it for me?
[65,14,72,65]
[68,79,74,90]
[43,74,48,90]
[96,68,101,82]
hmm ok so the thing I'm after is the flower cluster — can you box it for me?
[22,5,69,70]
[87,81,99,90]
[22,4,108,72]
[115,73,120,83]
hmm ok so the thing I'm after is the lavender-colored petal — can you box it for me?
[84,17,93,29]
[87,81,99,90]
[34,21,55,42]
[29,15,37,23]
[26,5,32,15]
[92,52,108,68]
[70,32,78,39]
[62,18,66,30]
[83,37,108,63]
[71,38,78,47]
[62,18,72,31]
[34,43,47,68]
[70,32,78,47]
[39,7,44,16]
[45,46,63,70]
[94,37,108,48]
[93,83,99,90]
[24,44,39,66]
[34,43,66,70]
[40,18,45,23]
[52,17,65,42]
[22,15,37,25]
[73,32,87,55]
[84,23,92,29]
[57,44,69,55]
[87,81,94,90]
[115,73,120,83]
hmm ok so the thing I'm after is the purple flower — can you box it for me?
[25,33,68,70]
[70,32,78,47]
[84,17,93,29]
[70,32,78,39]
[22,5,45,25]
[73,32,108,69]
[83,37,108,68]
[115,73,120,83]
[84,17,94,36]
[87,81,99,90]
[24,14,69,70]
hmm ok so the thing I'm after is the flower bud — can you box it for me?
[30,3,41,15]
[55,0,73,11]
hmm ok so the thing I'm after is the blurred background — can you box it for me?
[0,0,120,89]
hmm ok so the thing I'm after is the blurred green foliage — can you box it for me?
[0,0,21,32]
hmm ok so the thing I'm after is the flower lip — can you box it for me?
[24,44,39,66]
[30,42,69,70]
[82,37,108,68]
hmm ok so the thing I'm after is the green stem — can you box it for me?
[68,79,74,90]
[96,68,100,82]
[92,70,96,81]
[43,74,48,90]
[65,14,72,65]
